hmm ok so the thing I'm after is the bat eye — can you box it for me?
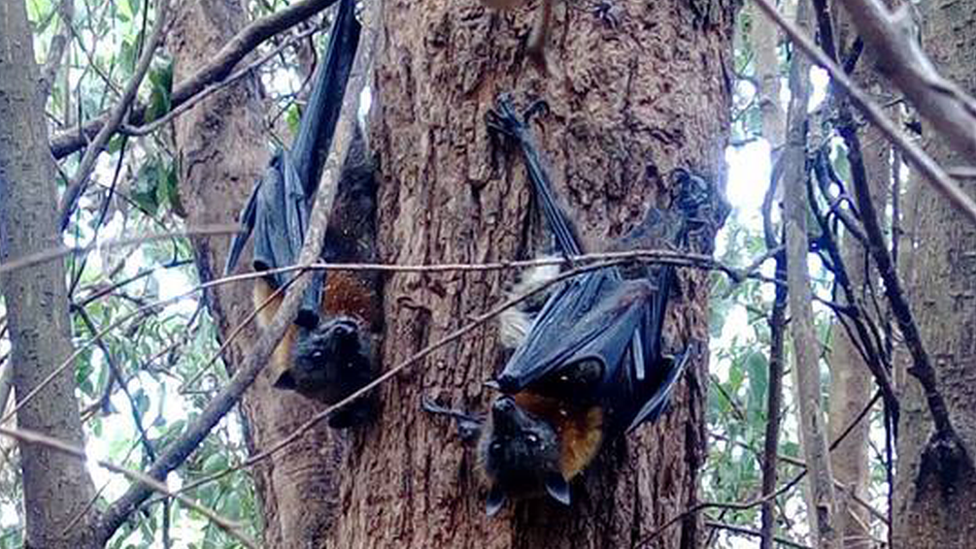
[311,351,325,360]
[490,442,502,452]
[526,434,539,444]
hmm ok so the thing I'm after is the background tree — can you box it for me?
[894,0,976,545]
[0,1,96,546]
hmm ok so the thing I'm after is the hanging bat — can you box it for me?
[424,94,716,515]
[224,0,380,428]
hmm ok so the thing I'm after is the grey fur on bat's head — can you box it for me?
[478,396,569,516]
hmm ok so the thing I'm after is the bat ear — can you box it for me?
[544,473,571,506]
[486,486,507,517]
[273,370,297,390]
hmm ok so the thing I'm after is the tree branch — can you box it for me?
[56,0,170,232]
[751,0,976,226]
[705,520,813,549]
[842,0,976,161]
[781,0,838,543]
[49,0,341,160]
[0,425,255,548]
[91,2,374,541]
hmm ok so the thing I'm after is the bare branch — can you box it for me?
[782,0,838,543]
[121,22,325,137]
[843,0,976,161]
[0,425,256,548]
[705,520,813,549]
[635,391,883,549]
[0,225,238,276]
[56,0,171,232]
[39,0,74,100]
[49,0,342,160]
[842,118,962,451]
[751,0,976,226]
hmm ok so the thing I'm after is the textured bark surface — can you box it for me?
[894,0,976,546]
[326,0,734,547]
[0,1,97,546]
[169,0,344,544]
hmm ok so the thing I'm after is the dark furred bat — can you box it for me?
[425,94,716,515]
[224,0,380,428]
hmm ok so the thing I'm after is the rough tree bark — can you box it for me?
[169,0,345,544]
[0,1,97,546]
[894,0,976,546]
[326,0,733,547]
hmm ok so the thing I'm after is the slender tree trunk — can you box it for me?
[825,15,889,547]
[0,1,97,546]
[782,0,838,545]
[327,0,734,546]
[169,0,345,544]
[894,0,976,546]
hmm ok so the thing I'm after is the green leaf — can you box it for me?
[133,161,161,214]
[145,62,173,123]
[132,388,150,420]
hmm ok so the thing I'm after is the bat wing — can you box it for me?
[224,177,260,277]
[625,343,695,433]
[222,0,361,327]
[497,272,655,396]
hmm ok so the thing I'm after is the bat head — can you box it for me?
[479,395,569,515]
[273,315,377,427]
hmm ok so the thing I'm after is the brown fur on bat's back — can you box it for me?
[254,270,380,380]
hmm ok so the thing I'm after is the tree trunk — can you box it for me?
[169,0,345,544]
[327,0,734,547]
[894,0,976,546]
[0,1,97,546]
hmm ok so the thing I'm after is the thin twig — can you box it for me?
[56,0,171,231]
[750,0,976,226]
[0,225,238,275]
[0,425,256,548]
[50,0,343,159]
[173,258,631,497]
[73,306,157,461]
[705,520,813,549]
[635,391,883,548]
[91,4,376,541]
[122,23,325,137]
[843,0,976,161]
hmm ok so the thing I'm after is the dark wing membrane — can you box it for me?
[625,344,694,433]
[497,273,651,394]
[222,0,360,327]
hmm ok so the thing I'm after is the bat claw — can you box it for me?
[421,394,483,444]
[592,2,621,29]
[522,99,550,124]
[485,94,526,140]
